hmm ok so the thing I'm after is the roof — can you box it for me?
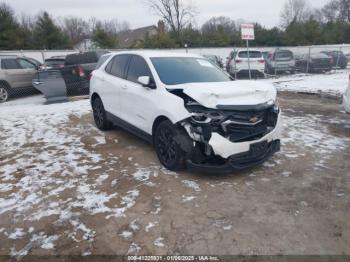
[117,26,158,48]
[109,50,204,59]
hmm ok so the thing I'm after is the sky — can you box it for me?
[4,0,330,29]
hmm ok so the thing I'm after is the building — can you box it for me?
[117,20,166,48]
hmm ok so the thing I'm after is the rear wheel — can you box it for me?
[0,83,10,103]
[154,120,187,171]
[92,96,113,131]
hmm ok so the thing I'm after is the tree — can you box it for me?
[0,3,24,49]
[145,0,197,37]
[280,0,311,28]
[92,23,117,49]
[60,17,89,46]
[321,0,350,23]
[33,12,69,49]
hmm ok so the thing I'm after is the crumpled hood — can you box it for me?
[167,81,277,109]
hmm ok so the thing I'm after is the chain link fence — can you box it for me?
[0,45,349,103]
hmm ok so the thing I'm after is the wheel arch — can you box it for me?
[152,116,171,137]
[0,80,11,89]
[90,92,101,106]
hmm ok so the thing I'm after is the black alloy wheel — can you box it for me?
[154,120,186,171]
[92,97,112,131]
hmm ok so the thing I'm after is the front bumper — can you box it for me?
[186,112,283,174]
[208,112,283,159]
[187,140,281,175]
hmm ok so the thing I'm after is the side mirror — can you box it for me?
[138,76,156,89]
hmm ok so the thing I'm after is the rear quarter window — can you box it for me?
[1,59,22,70]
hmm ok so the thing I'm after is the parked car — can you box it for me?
[295,53,332,73]
[203,55,224,68]
[265,49,295,74]
[345,53,350,62]
[344,74,350,114]
[0,56,39,103]
[44,56,66,69]
[60,50,109,96]
[228,49,265,78]
[90,51,282,174]
[321,50,348,69]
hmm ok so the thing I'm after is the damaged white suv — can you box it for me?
[90,51,282,174]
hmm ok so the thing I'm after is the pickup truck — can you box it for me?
[60,51,109,96]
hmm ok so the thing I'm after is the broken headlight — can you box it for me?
[191,111,224,124]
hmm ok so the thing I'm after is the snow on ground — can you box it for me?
[265,69,350,96]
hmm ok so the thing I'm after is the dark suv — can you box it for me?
[321,51,348,69]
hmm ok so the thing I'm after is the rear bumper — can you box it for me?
[187,140,281,175]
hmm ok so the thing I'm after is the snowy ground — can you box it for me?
[0,80,349,257]
[265,68,350,97]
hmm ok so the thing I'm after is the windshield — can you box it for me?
[238,51,262,58]
[151,57,230,85]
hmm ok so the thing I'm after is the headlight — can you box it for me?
[191,111,224,124]
[273,102,280,113]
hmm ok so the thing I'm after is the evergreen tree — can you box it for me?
[92,25,117,49]
[0,3,24,49]
[32,12,69,49]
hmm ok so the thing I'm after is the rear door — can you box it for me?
[102,54,131,117]
[121,55,156,132]
[1,58,28,88]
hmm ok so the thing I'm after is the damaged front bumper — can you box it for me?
[182,109,283,174]
[187,140,280,174]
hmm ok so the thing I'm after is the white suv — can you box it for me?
[229,49,266,78]
[90,51,282,174]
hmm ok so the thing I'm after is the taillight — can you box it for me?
[77,66,85,77]
[235,59,242,63]
[258,59,265,63]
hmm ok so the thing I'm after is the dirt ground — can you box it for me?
[0,92,349,258]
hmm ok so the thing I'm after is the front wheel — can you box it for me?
[154,120,187,171]
[92,97,113,131]
[0,84,10,103]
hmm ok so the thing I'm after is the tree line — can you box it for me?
[0,0,350,50]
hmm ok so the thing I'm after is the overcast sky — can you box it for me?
[4,0,330,29]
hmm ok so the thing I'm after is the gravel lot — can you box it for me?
[0,87,349,258]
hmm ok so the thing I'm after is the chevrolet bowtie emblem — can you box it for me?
[250,116,259,123]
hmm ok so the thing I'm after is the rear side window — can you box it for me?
[96,55,111,69]
[108,55,130,78]
[238,51,262,58]
[1,59,22,69]
[126,56,152,83]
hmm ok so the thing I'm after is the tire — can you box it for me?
[92,96,113,131]
[154,120,187,171]
[0,82,10,103]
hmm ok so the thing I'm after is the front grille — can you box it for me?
[219,107,278,143]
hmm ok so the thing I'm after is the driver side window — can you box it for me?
[126,55,152,83]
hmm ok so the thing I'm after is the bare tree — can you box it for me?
[321,0,350,23]
[144,0,197,35]
[280,0,311,27]
[202,16,236,35]
[59,17,89,45]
